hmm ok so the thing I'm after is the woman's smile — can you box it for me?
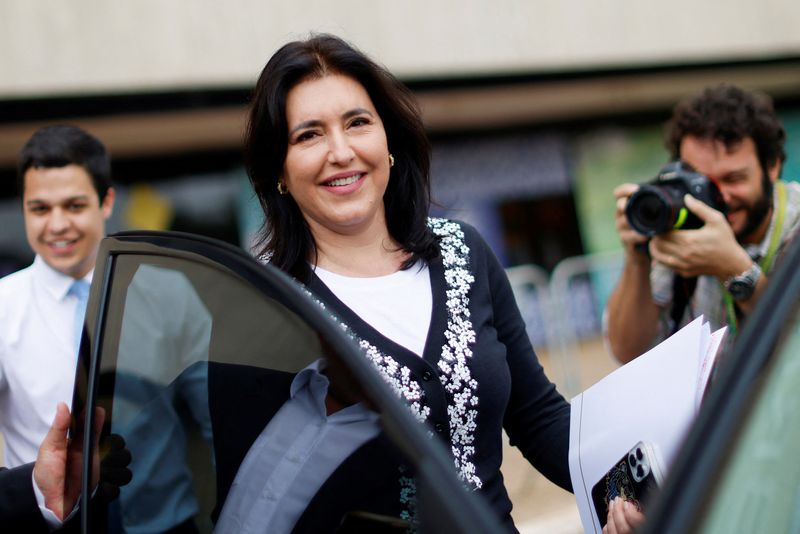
[321,171,366,192]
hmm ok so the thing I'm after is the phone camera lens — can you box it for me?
[629,454,636,465]
[637,466,644,478]
[636,448,644,460]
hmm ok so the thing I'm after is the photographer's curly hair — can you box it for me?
[665,84,786,175]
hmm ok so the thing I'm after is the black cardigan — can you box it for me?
[210,219,571,533]
[307,220,572,529]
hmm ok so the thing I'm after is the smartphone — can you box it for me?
[591,441,664,527]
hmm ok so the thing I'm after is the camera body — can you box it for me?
[625,161,727,237]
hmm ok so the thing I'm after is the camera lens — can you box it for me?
[625,186,676,237]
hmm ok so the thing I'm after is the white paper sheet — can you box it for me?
[568,317,723,533]
[696,326,726,411]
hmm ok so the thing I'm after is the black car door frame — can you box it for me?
[642,233,800,532]
[76,230,502,534]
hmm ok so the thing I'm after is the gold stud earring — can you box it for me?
[388,153,395,168]
[277,181,289,195]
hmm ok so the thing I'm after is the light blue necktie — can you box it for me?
[69,279,90,355]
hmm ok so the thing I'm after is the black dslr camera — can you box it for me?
[625,161,727,237]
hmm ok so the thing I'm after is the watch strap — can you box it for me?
[723,262,762,300]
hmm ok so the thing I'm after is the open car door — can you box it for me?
[642,232,800,533]
[69,231,502,533]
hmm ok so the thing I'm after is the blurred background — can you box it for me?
[2,1,800,531]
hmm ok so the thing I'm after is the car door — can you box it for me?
[642,232,800,533]
[68,230,501,533]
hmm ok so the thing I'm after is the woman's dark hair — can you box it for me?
[244,33,438,282]
[17,124,112,201]
[665,84,786,175]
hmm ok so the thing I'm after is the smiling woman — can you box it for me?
[244,34,438,284]
[230,34,573,532]
[281,74,393,254]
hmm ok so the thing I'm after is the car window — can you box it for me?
[79,251,407,533]
[107,255,338,533]
[71,234,502,534]
[696,309,800,533]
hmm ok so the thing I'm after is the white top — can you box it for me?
[314,263,432,357]
[0,255,91,467]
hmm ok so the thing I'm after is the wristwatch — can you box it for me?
[723,262,762,301]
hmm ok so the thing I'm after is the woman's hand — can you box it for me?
[603,497,646,534]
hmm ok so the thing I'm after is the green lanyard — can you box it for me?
[722,181,787,336]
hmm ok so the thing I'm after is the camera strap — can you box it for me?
[669,275,697,335]
[721,181,787,337]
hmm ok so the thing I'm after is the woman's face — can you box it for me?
[282,74,391,239]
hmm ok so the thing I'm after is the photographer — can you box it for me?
[606,84,800,364]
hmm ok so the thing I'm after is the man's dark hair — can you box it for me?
[665,84,786,175]
[17,125,112,201]
[244,33,438,282]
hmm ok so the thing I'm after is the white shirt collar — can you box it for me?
[32,255,94,302]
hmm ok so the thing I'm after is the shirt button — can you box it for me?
[422,370,433,381]
[434,422,445,433]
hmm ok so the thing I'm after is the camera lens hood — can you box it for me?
[626,186,677,237]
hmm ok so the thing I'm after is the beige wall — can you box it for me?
[2,0,800,98]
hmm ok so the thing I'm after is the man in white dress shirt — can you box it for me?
[0,125,115,467]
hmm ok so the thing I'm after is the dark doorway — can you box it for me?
[499,194,584,272]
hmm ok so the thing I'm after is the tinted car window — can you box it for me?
[100,255,333,533]
[697,309,800,533]
[71,233,502,534]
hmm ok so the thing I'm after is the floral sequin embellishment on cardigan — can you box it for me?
[428,218,480,489]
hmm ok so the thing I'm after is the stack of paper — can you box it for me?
[568,316,725,533]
